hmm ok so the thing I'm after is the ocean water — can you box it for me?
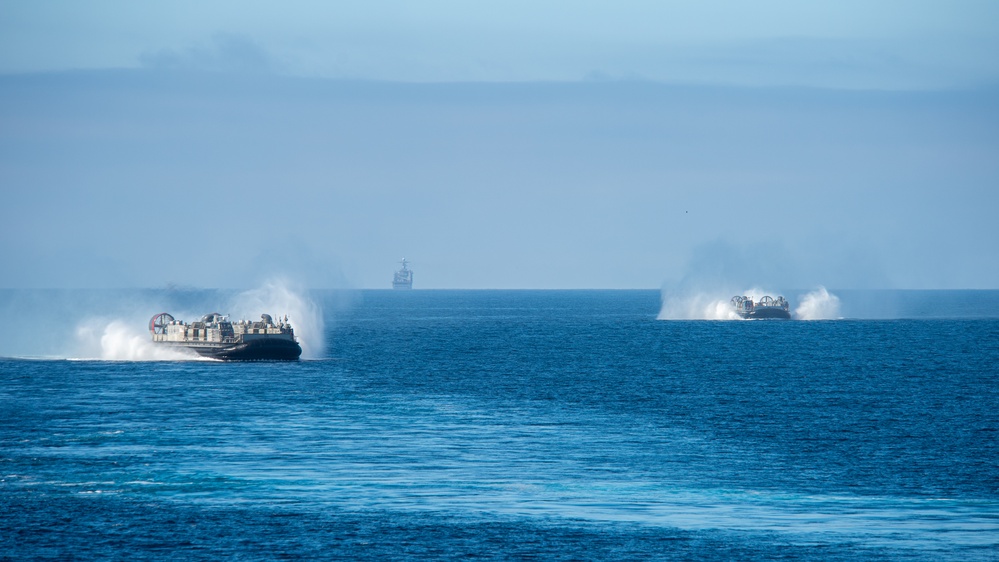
[2,289,998,560]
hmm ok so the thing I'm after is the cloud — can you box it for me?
[139,33,280,74]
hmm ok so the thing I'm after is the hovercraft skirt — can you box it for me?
[194,339,303,361]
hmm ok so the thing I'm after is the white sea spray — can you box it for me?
[229,279,325,359]
[74,317,197,360]
[794,286,841,320]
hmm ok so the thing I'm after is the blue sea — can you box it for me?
[2,289,998,560]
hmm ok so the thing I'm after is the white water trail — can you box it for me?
[74,318,198,361]
[794,286,842,320]
[229,279,325,359]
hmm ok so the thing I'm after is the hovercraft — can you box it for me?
[149,312,302,360]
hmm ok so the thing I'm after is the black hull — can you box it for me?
[160,339,302,361]
[738,308,791,320]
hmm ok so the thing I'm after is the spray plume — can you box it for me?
[793,286,841,320]
[228,279,325,359]
[74,318,200,361]
[658,291,743,320]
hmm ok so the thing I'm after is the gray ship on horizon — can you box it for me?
[393,258,413,289]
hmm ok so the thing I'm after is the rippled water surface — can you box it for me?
[2,290,998,559]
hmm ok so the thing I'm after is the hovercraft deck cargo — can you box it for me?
[150,312,302,360]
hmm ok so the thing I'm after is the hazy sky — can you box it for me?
[3,1,999,88]
[1,2,997,289]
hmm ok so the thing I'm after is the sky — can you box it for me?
[1,1,997,289]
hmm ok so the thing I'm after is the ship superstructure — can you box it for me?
[150,312,302,360]
[393,258,413,289]
[730,295,791,320]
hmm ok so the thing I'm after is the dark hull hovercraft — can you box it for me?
[149,312,302,361]
[730,295,792,320]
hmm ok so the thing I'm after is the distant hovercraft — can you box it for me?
[149,312,302,360]
[730,295,791,320]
